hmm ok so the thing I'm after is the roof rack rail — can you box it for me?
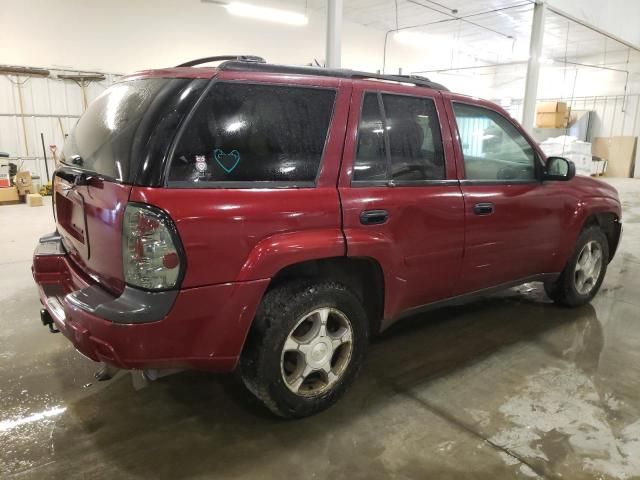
[350,72,446,90]
[176,55,266,68]
[216,60,448,91]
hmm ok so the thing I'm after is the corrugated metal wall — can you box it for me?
[0,69,118,183]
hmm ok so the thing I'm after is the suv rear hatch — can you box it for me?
[55,74,208,295]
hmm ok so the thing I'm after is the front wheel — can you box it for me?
[545,226,609,307]
[240,280,369,418]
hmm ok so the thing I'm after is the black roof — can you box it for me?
[174,55,448,91]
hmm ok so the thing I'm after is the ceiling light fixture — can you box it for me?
[222,2,308,26]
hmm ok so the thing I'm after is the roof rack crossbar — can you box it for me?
[176,55,266,68]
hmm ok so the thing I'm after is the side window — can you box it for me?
[168,83,336,185]
[353,93,387,181]
[453,103,536,181]
[353,92,445,183]
[382,94,445,181]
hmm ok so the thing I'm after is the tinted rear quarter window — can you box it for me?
[168,83,336,186]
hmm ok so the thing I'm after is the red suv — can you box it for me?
[33,56,622,418]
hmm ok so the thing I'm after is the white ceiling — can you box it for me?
[280,0,635,66]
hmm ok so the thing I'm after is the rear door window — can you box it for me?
[168,83,336,186]
[353,92,445,183]
[383,94,445,181]
[353,93,387,181]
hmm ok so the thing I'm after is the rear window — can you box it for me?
[168,82,336,187]
[62,78,205,183]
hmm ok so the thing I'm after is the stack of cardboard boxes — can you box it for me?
[0,170,43,206]
[0,164,19,204]
[536,101,570,129]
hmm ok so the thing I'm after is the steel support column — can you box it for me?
[522,0,547,133]
[326,0,343,69]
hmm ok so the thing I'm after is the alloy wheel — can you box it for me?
[280,307,353,397]
[574,240,603,295]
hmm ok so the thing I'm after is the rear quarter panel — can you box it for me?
[129,187,345,287]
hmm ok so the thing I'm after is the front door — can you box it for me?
[339,82,465,320]
[444,94,567,295]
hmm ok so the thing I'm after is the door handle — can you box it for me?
[360,209,389,225]
[473,202,494,215]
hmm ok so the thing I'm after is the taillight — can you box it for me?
[122,203,184,290]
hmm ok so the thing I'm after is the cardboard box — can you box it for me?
[14,171,31,185]
[536,101,568,114]
[592,136,637,178]
[0,173,9,188]
[26,193,43,207]
[536,101,570,128]
[0,186,19,203]
[14,171,34,195]
[536,111,570,128]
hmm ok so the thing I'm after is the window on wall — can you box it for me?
[353,92,445,183]
[168,83,336,185]
[453,103,536,181]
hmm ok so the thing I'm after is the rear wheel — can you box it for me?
[544,226,609,307]
[240,280,369,418]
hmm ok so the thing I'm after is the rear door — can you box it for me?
[339,81,465,320]
[443,93,567,294]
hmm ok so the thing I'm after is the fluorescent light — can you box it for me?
[225,2,308,26]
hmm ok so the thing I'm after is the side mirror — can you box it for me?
[544,156,575,181]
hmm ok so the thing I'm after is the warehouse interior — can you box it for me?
[1,0,640,478]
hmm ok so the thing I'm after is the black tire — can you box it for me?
[240,280,369,418]
[544,226,609,307]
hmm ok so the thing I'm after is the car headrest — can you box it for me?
[388,119,423,158]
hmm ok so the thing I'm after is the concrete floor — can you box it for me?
[1,179,639,480]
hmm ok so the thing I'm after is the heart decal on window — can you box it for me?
[214,149,241,173]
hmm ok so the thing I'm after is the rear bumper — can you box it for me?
[32,235,269,372]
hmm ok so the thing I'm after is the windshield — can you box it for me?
[62,77,205,183]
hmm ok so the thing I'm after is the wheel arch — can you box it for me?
[266,256,386,336]
[580,211,621,262]
[558,197,622,268]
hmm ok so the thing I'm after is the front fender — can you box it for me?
[555,195,621,271]
[235,228,346,282]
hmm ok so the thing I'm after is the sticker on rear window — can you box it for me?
[195,155,207,177]
[214,149,240,173]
